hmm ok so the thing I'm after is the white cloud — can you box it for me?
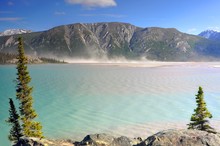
[207,26,220,32]
[54,11,66,15]
[0,17,23,21]
[80,13,126,18]
[101,14,126,18]
[187,28,197,34]
[65,0,117,8]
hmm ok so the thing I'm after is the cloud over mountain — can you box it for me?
[65,0,117,8]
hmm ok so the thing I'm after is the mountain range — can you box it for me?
[199,30,220,41]
[0,29,32,37]
[0,22,220,61]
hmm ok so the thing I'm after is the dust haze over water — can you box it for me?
[62,56,220,68]
[64,57,147,64]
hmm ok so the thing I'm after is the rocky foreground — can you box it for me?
[13,129,220,146]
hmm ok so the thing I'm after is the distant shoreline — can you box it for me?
[2,61,220,68]
[65,61,220,68]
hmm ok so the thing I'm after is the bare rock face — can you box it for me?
[199,30,220,41]
[0,29,32,36]
[1,22,220,61]
[139,129,220,146]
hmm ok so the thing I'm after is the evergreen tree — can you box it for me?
[6,98,23,142]
[188,86,215,133]
[16,37,43,138]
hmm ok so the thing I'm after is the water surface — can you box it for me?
[1,63,220,145]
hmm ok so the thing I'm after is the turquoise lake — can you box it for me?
[1,63,220,145]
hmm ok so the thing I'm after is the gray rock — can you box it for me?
[139,129,220,146]
[14,129,220,146]
[75,133,115,146]
[112,136,132,146]
[74,133,141,146]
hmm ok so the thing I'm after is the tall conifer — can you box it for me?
[6,98,23,142]
[188,86,215,133]
[16,37,43,138]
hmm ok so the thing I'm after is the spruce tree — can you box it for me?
[6,98,23,142]
[16,37,43,138]
[188,86,215,133]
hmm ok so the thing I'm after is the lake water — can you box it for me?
[1,63,220,145]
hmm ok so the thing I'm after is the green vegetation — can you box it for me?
[108,42,138,59]
[2,23,220,61]
[6,98,23,142]
[39,57,66,63]
[0,52,66,64]
[188,86,215,133]
[15,37,43,138]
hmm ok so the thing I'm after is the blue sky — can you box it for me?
[0,0,220,34]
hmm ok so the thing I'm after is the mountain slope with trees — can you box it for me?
[1,22,220,61]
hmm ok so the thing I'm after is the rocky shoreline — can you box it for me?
[13,129,220,146]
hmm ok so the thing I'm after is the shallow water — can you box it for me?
[1,63,220,145]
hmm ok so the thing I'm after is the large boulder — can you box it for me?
[112,136,133,146]
[74,133,141,146]
[139,129,220,146]
[76,133,115,145]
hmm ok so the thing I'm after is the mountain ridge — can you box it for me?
[0,29,32,36]
[199,30,220,41]
[1,22,220,61]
